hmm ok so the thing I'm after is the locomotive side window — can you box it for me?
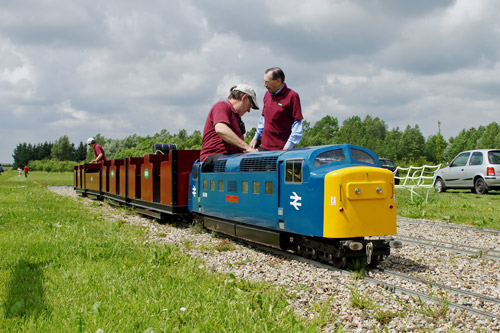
[265,182,273,194]
[285,159,303,184]
[253,181,260,194]
[203,180,207,190]
[351,148,376,165]
[218,180,224,191]
[314,149,345,167]
[210,180,215,191]
[242,181,248,193]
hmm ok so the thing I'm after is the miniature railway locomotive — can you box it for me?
[74,144,401,267]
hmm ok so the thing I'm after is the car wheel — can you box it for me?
[474,178,488,194]
[434,177,446,193]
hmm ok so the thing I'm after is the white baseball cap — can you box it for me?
[233,84,259,110]
[87,137,96,145]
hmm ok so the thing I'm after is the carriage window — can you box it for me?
[285,160,303,184]
[265,182,273,194]
[242,181,248,193]
[218,180,224,191]
[203,180,207,190]
[210,180,215,191]
[351,149,376,165]
[253,181,260,194]
[314,149,345,167]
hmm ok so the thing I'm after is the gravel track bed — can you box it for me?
[49,186,500,331]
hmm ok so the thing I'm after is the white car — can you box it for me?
[434,149,500,194]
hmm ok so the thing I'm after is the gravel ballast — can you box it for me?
[49,186,500,331]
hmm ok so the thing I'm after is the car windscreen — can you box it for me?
[380,159,396,168]
[488,151,500,164]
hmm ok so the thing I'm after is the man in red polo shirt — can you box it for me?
[200,84,259,171]
[87,137,106,164]
[250,67,304,151]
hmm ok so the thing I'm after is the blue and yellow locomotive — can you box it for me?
[189,144,399,267]
[74,144,400,267]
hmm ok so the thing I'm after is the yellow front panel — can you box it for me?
[323,166,397,238]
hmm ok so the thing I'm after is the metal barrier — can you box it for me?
[394,164,441,201]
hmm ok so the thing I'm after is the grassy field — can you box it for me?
[395,186,500,230]
[1,171,498,331]
[0,171,329,331]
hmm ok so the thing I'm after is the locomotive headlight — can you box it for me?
[376,187,382,193]
[343,241,363,251]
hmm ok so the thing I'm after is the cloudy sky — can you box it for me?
[1,0,500,163]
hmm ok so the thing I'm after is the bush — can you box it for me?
[29,160,78,172]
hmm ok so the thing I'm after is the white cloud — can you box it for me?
[1,0,500,162]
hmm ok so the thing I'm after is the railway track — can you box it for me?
[243,241,500,321]
[394,234,500,261]
[398,217,500,235]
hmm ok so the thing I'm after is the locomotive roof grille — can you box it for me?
[240,156,278,172]
[214,159,228,172]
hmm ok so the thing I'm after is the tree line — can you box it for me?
[11,116,500,170]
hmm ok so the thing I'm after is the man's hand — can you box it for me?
[250,139,258,149]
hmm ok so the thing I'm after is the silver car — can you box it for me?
[434,149,500,194]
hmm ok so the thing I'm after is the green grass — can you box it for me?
[395,188,500,229]
[1,171,497,330]
[0,172,325,331]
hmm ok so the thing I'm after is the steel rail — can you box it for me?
[398,218,500,235]
[395,235,500,261]
[244,241,500,321]
[377,268,500,305]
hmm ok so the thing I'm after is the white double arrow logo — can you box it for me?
[192,185,197,197]
[290,192,302,210]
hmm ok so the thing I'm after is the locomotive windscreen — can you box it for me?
[351,148,376,165]
[315,149,345,167]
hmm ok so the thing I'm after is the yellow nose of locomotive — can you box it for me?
[323,166,397,238]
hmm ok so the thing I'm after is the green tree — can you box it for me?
[51,135,75,161]
[399,125,425,163]
[445,127,482,160]
[245,128,256,143]
[336,116,364,145]
[299,115,339,147]
[74,142,88,161]
[424,121,446,164]
[477,122,500,149]
[12,143,35,168]
[361,115,387,153]
[380,128,402,160]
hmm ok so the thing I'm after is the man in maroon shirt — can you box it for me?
[250,67,304,151]
[200,84,259,171]
[87,137,106,164]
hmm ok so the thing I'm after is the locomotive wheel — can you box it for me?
[332,257,346,269]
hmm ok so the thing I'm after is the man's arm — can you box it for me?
[284,119,303,150]
[215,123,257,153]
[250,115,265,148]
[92,153,104,163]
